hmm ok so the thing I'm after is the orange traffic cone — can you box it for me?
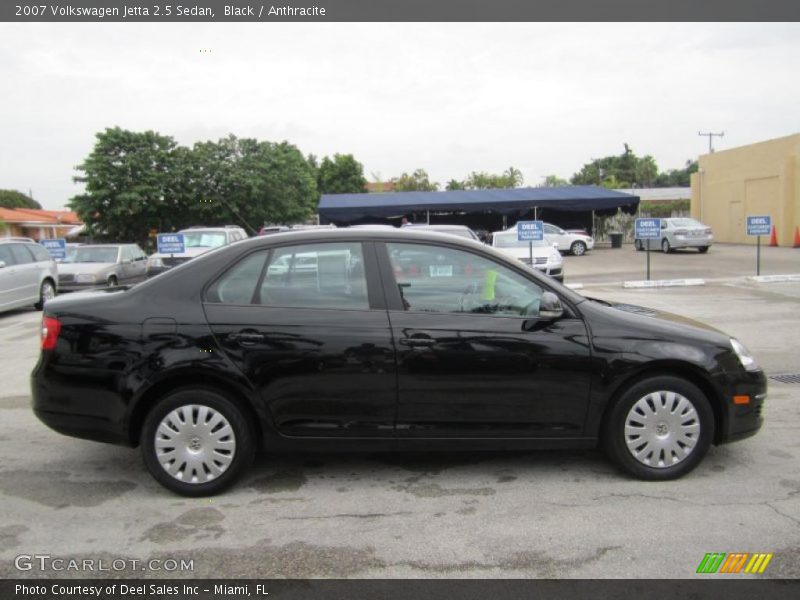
[794,226,800,248]
[769,225,778,247]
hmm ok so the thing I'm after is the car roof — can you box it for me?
[406,224,472,230]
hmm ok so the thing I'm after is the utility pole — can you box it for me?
[698,131,724,154]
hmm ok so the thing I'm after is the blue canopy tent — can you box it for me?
[318,186,639,231]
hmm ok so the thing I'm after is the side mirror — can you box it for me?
[539,291,564,320]
[0,260,6,269]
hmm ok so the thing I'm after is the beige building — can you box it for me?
[691,133,800,246]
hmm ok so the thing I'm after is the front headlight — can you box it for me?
[731,338,759,372]
[147,257,164,268]
[75,273,97,283]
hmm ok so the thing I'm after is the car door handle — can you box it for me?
[228,331,266,345]
[399,337,436,347]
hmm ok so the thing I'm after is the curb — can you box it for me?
[622,278,706,289]
[746,274,800,283]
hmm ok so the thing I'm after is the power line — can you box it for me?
[698,131,724,154]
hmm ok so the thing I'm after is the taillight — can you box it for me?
[41,316,61,350]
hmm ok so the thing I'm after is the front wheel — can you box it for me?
[661,238,672,253]
[141,388,256,496]
[570,241,587,256]
[698,246,709,254]
[34,279,56,310]
[634,239,644,251]
[107,275,118,287]
[603,376,714,480]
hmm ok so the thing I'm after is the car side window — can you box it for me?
[206,251,269,305]
[544,224,559,234]
[9,244,34,265]
[386,243,544,317]
[0,245,15,266]
[29,244,52,262]
[260,242,368,310]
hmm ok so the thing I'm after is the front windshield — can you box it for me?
[65,247,118,263]
[492,233,549,249]
[181,231,227,248]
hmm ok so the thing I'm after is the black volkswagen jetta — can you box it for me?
[32,229,766,495]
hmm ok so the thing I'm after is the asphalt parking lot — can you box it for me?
[1,243,799,579]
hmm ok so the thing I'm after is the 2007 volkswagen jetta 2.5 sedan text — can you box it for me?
[31,228,766,495]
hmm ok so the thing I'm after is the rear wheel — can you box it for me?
[107,275,118,287]
[634,239,644,251]
[698,246,709,254]
[141,388,256,496]
[570,241,587,256]
[34,279,56,310]
[661,238,672,253]
[603,376,714,480]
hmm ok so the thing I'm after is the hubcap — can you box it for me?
[573,243,585,256]
[624,391,700,468]
[154,404,236,484]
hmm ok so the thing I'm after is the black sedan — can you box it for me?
[31,229,766,495]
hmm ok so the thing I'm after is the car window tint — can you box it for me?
[29,244,52,262]
[0,245,15,266]
[207,251,269,305]
[259,242,368,310]
[9,244,34,265]
[544,224,559,234]
[387,243,544,317]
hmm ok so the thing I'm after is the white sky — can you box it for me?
[1,22,799,210]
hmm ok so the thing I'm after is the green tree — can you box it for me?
[540,175,569,187]
[461,167,524,190]
[0,189,42,209]
[445,179,465,191]
[317,154,368,194]
[69,127,179,246]
[391,169,439,192]
[189,135,318,231]
[654,159,698,187]
[571,145,660,188]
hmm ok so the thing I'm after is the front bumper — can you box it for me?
[58,281,106,292]
[716,369,766,444]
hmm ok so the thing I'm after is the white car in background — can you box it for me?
[491,228,564,282]
[544,223,594,256]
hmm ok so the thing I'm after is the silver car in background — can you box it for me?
[58,244,148,291]
[635,217,714,253]
[0,240,58,313]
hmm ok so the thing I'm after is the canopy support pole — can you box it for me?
[426,210,430,224]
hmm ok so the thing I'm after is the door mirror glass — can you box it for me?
[539,291,564,320]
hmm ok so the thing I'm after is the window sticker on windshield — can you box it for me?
[429,264,453,277]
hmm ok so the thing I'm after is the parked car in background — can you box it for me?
[32,228,765,495]
[635,218,714,253]
[0,239,57,313]
[404,224,482,242]
[544,223,595,256]
[258,225,291,236]
[146,226,248,277]
[58,244,148,291]
[491,228,564,282]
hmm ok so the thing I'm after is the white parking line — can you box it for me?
[622,278,706,289]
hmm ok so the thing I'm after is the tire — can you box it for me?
[34,279,56,310]
[107,275,118,287]
[634,239,644,251]
[570,241,587,256]
[661,238,672,253]
[698,246,709,254]
[602,376,714,480]
[141,388,256,496]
